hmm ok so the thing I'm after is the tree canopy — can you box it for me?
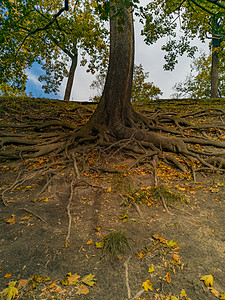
[0,0,109,98]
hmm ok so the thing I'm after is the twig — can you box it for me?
[124,255,132,299]
[161,195,174,215]
[21,208,46,222]
[36,175,54,198]
[131,289,145,300]
[133,203,143,218]
[152,155,158,186]
[71,153,80,179]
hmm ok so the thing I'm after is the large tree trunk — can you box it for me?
[64,53,78,101]
[89,5,134,129]
[211,37,220,98]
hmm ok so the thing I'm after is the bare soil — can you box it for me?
[0,97,225,300]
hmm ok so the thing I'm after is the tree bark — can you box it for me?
[64,53,78,101]
[89,5,134,129]
[211,37,220,98]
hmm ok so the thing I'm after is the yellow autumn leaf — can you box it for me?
[95,241,104,248]
[166,240,178,248]
[180,289,187,298]
[67,273,80,285]
[220,292,225,299]
[76,284,89,295]
[136,250,145,259]
[81,274,95,286]
[3,282,18,300]
[4,273,12,278]
[20,214,32,221]
[93,226,102,232]
[49,281,55,289]
[119,214,128,220]
[171,297,178,300]
[5,215,16,225]
[142,279,153,291]
[107,187,112,192]
[165,272,171,283]
[200,274,213,287]
[148,265,155,273]
[86,240,93,245]
[209,287,220,297]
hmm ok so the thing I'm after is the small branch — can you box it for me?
[124,255,132,299]
[131,289,145,300]
[21,208,46,222]
[71,153,80,179]
[161,195,174,215]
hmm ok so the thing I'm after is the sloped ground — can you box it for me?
[0,97,225,300]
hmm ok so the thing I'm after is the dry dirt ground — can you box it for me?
[0,97,225,300]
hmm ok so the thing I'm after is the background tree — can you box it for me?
[172,51,225,98]
[141,0,225,98]
[90,64,162,102]
[0,0,109,100]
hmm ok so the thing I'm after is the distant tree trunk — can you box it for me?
[211,37,220,98]
[64,53,78,101]
[89,5,134,130]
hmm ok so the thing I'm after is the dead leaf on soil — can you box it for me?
[5,215,16,225]
[200,274,213,287]
[142,279,153,291]
[17,279,28,289]
[136,250,145,259]
[180,289,187,298]
[93,226,102,232]
[220,292,225,299]
[67,273,80,285]
[209,287,220,297]
[81,274,95,286]
[76,284,89,295]
[4,273,12,278]
[2,281,18,300]
[95,241,104,248]
[86,240,93,245]
[164,273,171,283]
[148,265,155,273]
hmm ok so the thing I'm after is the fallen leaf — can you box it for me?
[3,281,18,300]
[180,289,187,298]
[136,250,145,259]
[200,274,213,287]
[166,240,178,248]
[20,214,32,221]
[76,284,89,295]
[67,273,80,285]
[5,215,16,225]
[171,297,178,300]
[49,281,55,289]
[148,265,155,273]
[220,292,225,299]
[209,287,220,297]
[4,273,12,278]
[95,241,104,248]
[93,226,102,232]
[86,240,93,245]
[165,273,171,283]
[171,253,181,265]
[142,279,153,291]
[81,274,95,286]
[107,187,112,193]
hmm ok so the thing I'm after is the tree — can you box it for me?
[90,64,162,102]
[0,0,109,100]
[2,0,225,175]
[172,52,225,98]
[141,0,225,98]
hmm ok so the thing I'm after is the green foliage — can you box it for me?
[141,0,225,70]
[90,64,162,102]
[0,0,109,96]
[172,52,225,98]
[121,184,148,206]
[149,184,185,207]
[102,230,130,259]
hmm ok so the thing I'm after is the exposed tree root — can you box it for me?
[1,102,225,194]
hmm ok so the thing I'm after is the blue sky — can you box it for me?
[25,7,210,101]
